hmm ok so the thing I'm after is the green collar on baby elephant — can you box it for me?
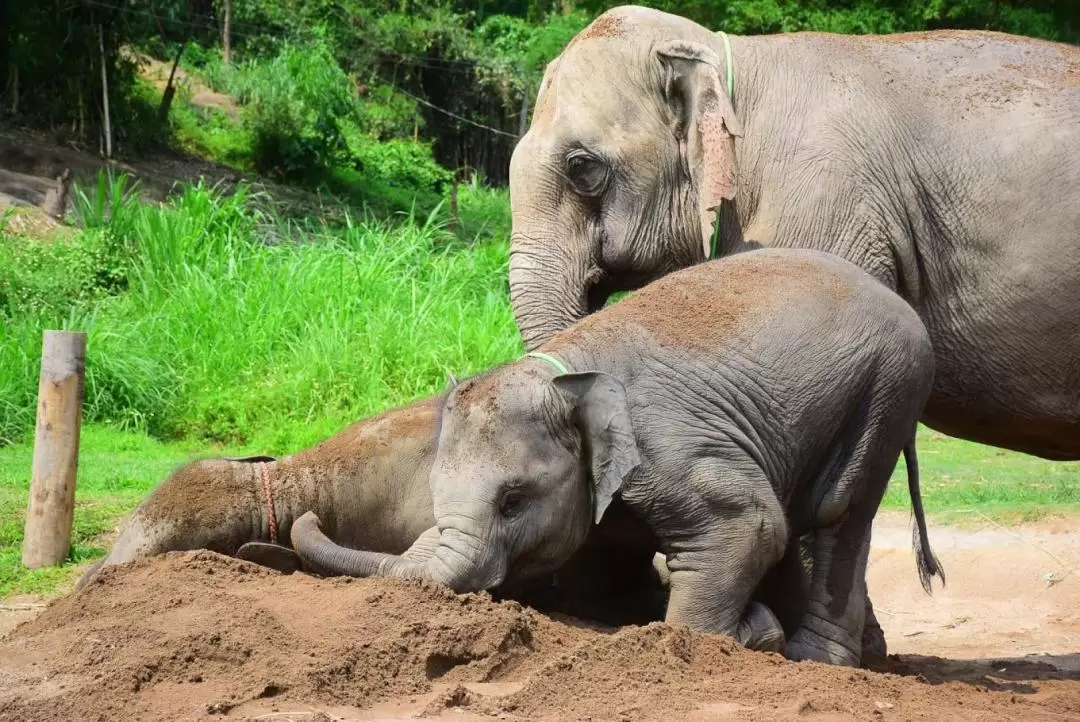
[710,30,736,261]
[524,351,568,375]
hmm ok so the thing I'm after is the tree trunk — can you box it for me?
[157,45,185,124]
[98,24,112,160]
[222,0,232,64]
[77,84,85,144]
[518,82,531,138]
[449,172,459,234]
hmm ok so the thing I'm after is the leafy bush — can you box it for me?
[241,40,359,181]
[346,133,452,197]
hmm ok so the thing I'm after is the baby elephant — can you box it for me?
[292,247,944,666]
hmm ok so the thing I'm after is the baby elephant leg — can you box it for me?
[785,522,872,666]
[861,595,888,660]
[758,532,888,662]
[786,423,902,666]
[660,466,789,646]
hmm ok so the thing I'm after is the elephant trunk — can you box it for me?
[290,511,495,592]
[508,234,595,351]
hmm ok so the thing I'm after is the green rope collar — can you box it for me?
[710,30,735,261]
[524,351,568,375]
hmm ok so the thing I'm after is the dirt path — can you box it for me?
[1,512,1077,721]
[867,511,1080,670]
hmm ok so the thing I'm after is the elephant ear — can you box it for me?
[654,39,743,260]
[552,371,641,524]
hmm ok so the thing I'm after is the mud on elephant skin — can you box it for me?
[290,248,945,667]
[508,5,1080,462]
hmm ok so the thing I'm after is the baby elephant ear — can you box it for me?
[552,371,641,524]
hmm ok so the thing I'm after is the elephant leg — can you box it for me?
[661,466,788,645]
[737,601,786,654]
[236,542,303,574]
[757,531,887,662]
[785,518,873,667]
[751,534,812,639]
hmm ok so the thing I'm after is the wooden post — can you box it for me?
[22,331,87,569]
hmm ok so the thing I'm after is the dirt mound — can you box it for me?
[0,550,1078,721]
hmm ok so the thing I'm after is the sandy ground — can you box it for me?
[866,511,1080,670]
[0,511,1077,721]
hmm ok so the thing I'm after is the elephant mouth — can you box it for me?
[587,281,612,314]
[588,271,658,312]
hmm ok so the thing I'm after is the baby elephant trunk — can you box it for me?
[290,511,474,591]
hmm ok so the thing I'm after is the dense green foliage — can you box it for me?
[2,1,1076,192]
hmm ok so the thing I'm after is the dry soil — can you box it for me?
[0,511,1078,721]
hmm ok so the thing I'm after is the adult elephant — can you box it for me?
[507,5,1080,461]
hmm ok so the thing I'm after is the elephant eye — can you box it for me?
[566,152,610,197]
[499,488,527,518]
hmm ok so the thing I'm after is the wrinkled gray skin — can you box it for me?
[72,393,678,630]
[290,248,944,667]
[507,5,1080,463]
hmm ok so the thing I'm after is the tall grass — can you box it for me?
[0,172,520,452]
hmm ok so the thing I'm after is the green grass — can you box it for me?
[0,426,215,598]
[882,426,1080,526]
[1,173,520,451]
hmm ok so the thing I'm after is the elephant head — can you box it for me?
[508,6,742,350]
[290,363,641,593]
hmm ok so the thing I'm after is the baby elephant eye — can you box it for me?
[499,488,527,518]
[566,152,610,197]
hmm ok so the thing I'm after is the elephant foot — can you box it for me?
[736,601,786,654]
[785,625,861,667]
[236,542,303,574]
[861,616,888,661]
[861,597,888,662]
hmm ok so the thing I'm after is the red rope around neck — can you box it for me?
[256,461,279,544]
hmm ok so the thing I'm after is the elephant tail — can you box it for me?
[904,437,945,594]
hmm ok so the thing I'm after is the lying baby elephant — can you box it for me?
[291,247,945,667]
[75,395,442,590]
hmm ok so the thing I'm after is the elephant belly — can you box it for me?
[919,277,1080,461]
